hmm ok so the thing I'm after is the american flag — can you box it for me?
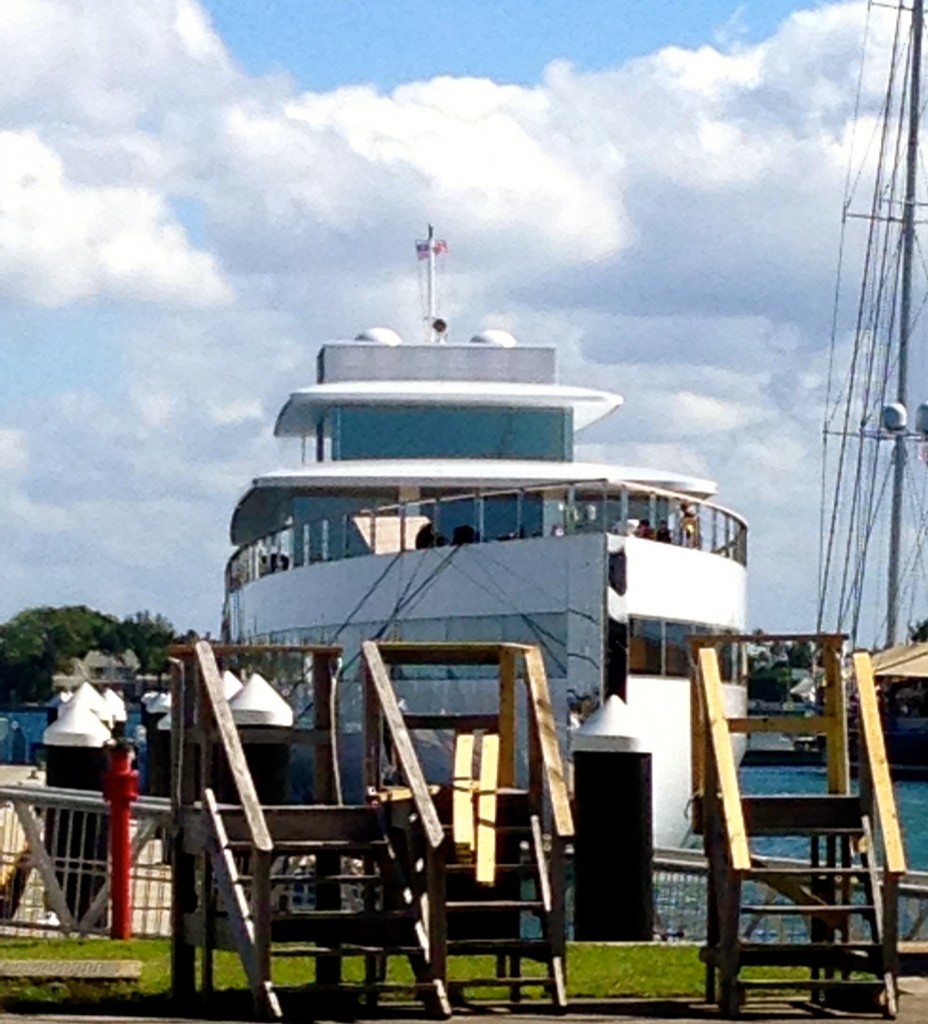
[416,238,448,259]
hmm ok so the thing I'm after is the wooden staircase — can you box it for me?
[692,636,906,1019]
[362,640,572,1010]
[169,638,572,1018]
[169,640,450,1019]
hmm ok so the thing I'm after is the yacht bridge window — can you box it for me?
[323,406,571,461]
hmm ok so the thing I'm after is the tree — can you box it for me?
[0,605,179,704]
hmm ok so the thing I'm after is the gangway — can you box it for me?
[690,633,906,1018]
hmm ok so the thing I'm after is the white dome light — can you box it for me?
[470,329,518,348]
[355,327,403,346]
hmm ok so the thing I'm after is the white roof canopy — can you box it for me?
[274,381,623,436]
[229,458,720,545]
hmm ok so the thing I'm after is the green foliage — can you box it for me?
[0,606,178,705]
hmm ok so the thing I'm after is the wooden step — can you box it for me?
[742,795,862,835]
[707,942,881,969]
[447,938,551,958]
[446,900,543,912]
[749,866,861,879]
[446,862,535,875]
[271,944,422,957]
[448,977,554,990]
[738,978,886,992]
[230,839,389,854]
[741,903,874,915]
[222,805,385,845]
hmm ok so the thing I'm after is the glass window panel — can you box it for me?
[334,406,570,461]
[629,618,663,674]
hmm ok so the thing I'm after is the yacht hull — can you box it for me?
[227,532,747,846]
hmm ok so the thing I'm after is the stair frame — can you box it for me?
[691,633,907,1019]
[362,640,574,1009]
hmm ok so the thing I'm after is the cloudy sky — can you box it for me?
[0,0,910,637]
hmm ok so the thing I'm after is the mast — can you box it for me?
[886,0,924,647]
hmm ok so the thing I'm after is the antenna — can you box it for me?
[417,225,448,343]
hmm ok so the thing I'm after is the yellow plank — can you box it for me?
[498,649,517,787]
[727,716,827,735]
[452,734,476,861]
[523,647,574,838]
[823,640,849,794]
[853,652,907,876]
[475,734,500,885]
[698,648,751,872]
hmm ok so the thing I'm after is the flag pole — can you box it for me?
[427,223,436,342]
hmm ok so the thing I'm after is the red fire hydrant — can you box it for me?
[103,741,139,940]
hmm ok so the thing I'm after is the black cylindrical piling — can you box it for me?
[143,693,171,797]
[572,695,654,941]
[43,690,112,925]
[226,673,293,805]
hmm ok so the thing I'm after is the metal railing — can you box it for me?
[226,480,748,592]
[0,783,170,938]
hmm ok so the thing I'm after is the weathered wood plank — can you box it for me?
[523,647,574,838]
[853,652,906,876]
[362,642,444,849]
[475,734,500,885]
[452,734,476,861]
[727,716,827,735]
[0,960,141,981]
[824,639,850,795]
[403,713,499,732]
[313,652,336,803]
[375,641,526,666]
[195,641,273,854]
[498,648,517,788]
[698,648,750,872]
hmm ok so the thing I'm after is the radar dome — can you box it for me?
[882,402,907,432]
[470,329,518,348]
[355,327,403,346]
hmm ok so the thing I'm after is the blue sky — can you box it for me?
[202,0,818,90]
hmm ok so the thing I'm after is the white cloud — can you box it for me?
[0,429,28,473]
[0,0,904,638]
[0,131,232,306]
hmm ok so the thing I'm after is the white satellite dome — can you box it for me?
[470,329,518,348]
[355,327,403,346]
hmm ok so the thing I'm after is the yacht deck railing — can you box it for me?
[226,480,748,593]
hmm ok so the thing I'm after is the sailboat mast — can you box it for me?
[887,0,924,646]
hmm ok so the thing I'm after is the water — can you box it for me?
[741,763,928,870]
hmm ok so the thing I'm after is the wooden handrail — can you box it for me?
[194,641,273,854]
[523,646,574,839]
[852,652,907,877]
[362,641,445,849]
[698,648,750,872]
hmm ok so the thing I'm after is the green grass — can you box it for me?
[0,938,811,1013]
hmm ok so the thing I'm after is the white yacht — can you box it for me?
[223,325,747,845]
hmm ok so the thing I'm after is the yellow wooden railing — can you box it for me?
[697,648,751,871]
[852,651,907,876]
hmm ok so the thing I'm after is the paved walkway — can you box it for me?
[14,980,928,1024]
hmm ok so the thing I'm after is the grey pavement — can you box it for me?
[13,979,928,1024]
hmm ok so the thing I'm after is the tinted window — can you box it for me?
[333,406,570,461]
